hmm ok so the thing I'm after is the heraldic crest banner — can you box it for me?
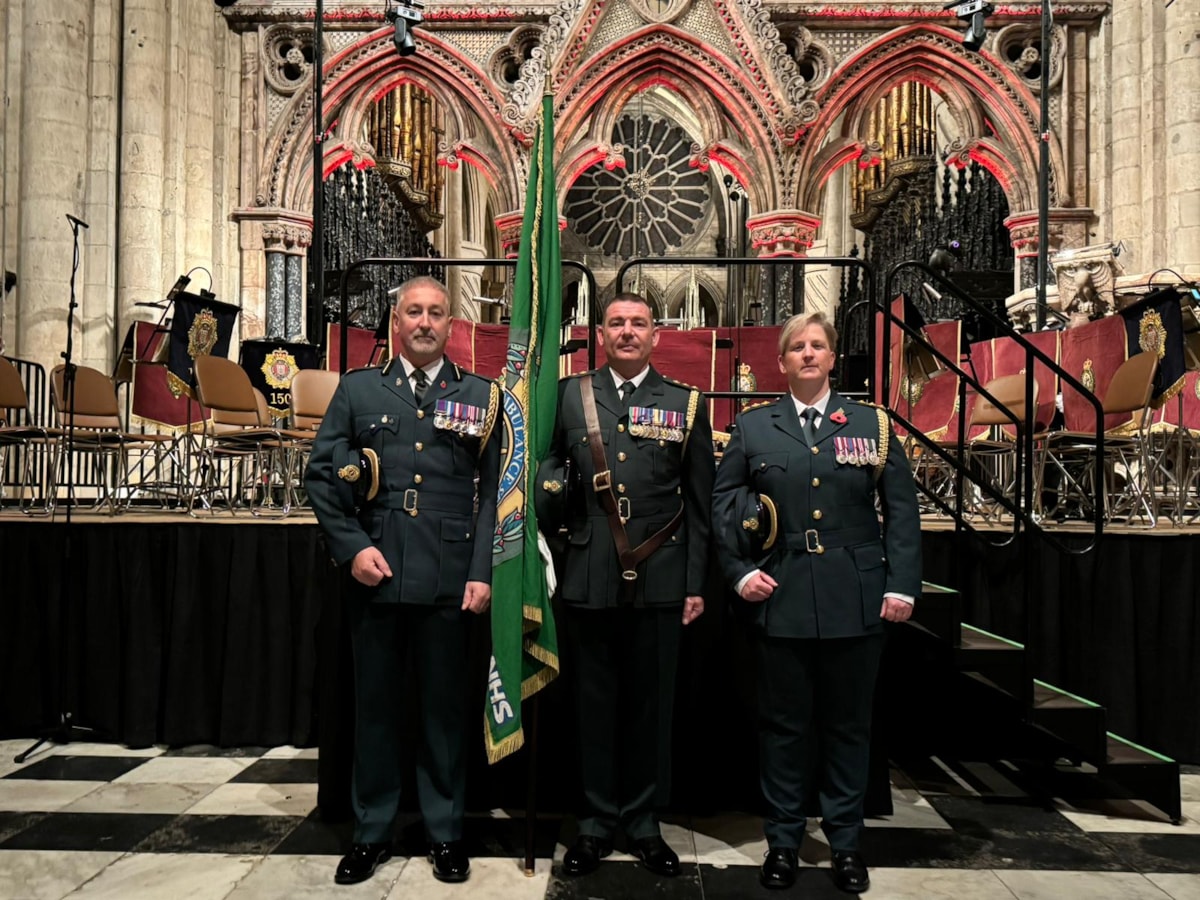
[239,339,321,420]
[166,292,240,399]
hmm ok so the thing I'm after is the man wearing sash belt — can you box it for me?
[535,293,714,878]
[306,276,501,887]
[712,313,921,893]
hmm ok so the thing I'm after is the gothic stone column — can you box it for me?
[16,0,92,371]
[1165,0,1200,273]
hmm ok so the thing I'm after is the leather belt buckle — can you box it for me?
[403,488,419,517]
[805,528,824,555]
[618,496,631,523]
[592,470,612,492]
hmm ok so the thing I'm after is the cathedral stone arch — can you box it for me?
[793,25,1068,226]
[258,27,525,220]
[551,29,784,212]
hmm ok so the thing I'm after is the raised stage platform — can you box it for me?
[0,512,1195,819]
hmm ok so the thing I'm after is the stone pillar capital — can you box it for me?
[493,210,567,259]
[746,210,822,258]
[232,207,313,252]
[1004,208,1094,259]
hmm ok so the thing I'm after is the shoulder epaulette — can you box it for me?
[344,364,380,377]
[742,398,776,413]
[851,399,883,409]
[662,376,697,391]
[457,366,491,385]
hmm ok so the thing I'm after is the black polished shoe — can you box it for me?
[630,835,680,877]
[831,849,870,893]
[760,847,798,890]
[561,834,613,876]
[429,841,470,883]
[334,842,392,885]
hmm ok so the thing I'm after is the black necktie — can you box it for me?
[620,381,635,406]
[801,407,819,446]
[412,368,429,404]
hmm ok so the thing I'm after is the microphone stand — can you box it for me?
[14,213,102,763]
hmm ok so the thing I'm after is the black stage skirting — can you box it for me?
[1,519,1195,817]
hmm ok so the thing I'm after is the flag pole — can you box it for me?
[523,71,556,877]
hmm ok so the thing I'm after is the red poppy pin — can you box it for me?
[830,409,847,424]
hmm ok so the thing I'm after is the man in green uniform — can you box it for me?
[536,293,714,878]
[306,276,501,886]
[712,312,921,893]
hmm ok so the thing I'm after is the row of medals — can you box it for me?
[434,401,484,436]
[629,407,684,443]
[834,436,880,466]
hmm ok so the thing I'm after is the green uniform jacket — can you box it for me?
[535,366,714,609]
[305,359,500,604]
[712,392,921,638]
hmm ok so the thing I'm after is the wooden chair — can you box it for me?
[0,357,58,514]
[191,355,309,516]
[49,364,179,513]
[1036,351,1159,524]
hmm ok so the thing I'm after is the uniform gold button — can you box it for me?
[658,440,666,447]
[415,474,423,484]
[582,436,588,444]
[811,446,819,455]
[618,452,627,462]
[759,462,767,469]
[415,442,423,451]
[618,424,626,433]
[812,477,820,487]
[417,409,425,419]
[813,509,823,520]
[618,483,626,494]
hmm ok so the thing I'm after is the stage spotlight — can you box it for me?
[385,0,424,57]
[943,0,994,52]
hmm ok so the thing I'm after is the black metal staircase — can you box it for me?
[894,581,1181,823]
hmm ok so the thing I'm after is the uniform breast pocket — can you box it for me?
[638,434,680,480]
[354,414,400,453]
[748,451,789,489]
[567,427,604,467]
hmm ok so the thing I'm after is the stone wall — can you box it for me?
[1100,1,1200,276]
[1,1,240,376]
[3,2,1199,385]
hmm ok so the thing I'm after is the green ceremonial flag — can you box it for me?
[486,83,561,763]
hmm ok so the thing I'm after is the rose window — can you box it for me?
[565,114,709,258]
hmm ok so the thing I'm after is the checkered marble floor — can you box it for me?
[1,740,1199,899]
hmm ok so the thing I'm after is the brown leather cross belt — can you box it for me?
[580,375,683,582]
